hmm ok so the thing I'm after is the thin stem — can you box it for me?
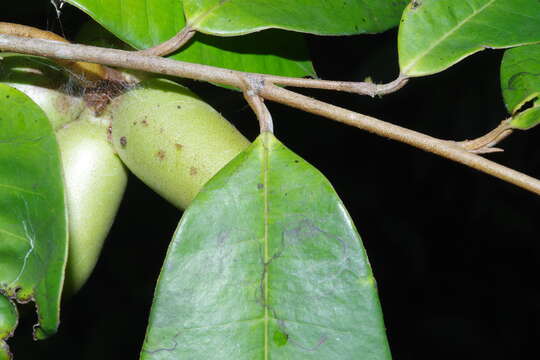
[1,34,539,195]
[138,27,196,57]
[242,75,274,133]
[264,73,408,96]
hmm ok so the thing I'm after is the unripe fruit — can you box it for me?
[56,120,127,295]
[109,79,250,209]
[1,55,127,294]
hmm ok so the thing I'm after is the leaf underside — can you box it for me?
[0,84,68,356]
[141,133,391,360]
[65,0,316,78]
[399,0,540,77]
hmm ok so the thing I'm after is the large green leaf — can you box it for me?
[183,0,408,36]
[0,85,68,355]
[65,0,315,78]
[500,44,540,114]
[399,0,540,77]
[141,133,390,359]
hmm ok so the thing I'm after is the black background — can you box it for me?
[2,2,539,359]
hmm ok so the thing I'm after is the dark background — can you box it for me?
[3,2,539,359]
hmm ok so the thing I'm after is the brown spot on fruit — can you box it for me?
[190,167,198,176]
[120,136,127,148]
[156,150,166,160]
[175,143,183,151]
[142,117,148,126]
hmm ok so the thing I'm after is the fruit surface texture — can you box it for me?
[110,79,250,209]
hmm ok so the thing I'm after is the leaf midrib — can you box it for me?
[262,133,270,360]
[403,0,496,74]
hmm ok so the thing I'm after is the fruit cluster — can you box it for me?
[0,54,249,294]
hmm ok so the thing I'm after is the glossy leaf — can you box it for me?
[184,0,408,36]
[509,104,540,130]
[500,44,540,114]
[399,0,540,77]
[0,85,68,351]
[141,133,390,359]
[65,0,315,78]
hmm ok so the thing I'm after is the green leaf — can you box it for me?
[179,30,315,77]
[184,0,408,36]
[65,0,315,78]
[141,133,391,360]
[500,44,540,114]
[65,0,186,49]
[0,85,68,350]
[509,103,540,130]
[399,0,540,77]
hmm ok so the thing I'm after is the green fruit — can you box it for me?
[56,120,127,296]
[0,294,16,360]
[1,55,127,295]
[109,79,250,209]
[0,54,84,129]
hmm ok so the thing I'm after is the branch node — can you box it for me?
[242,75,273,133]
[457,119,513,154]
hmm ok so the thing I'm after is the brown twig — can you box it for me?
[138,26,196,57]
[260,84,540,195]
[0,22,107,81]
[136,24,406,96]
[1,34,539,195]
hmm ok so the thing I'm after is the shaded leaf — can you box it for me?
[65,0,315,78]
[0,85,68,354]
[65,0,186,49]
[141,133,390,360]
[399,0,540,77]
[178,30,315,77]
[509,103,540,130]
[184,0,408,36]
[500,44,540,114]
